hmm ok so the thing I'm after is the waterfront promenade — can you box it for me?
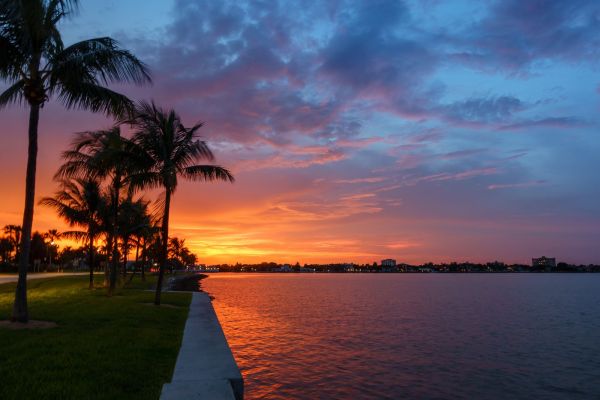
[161,291,243,400]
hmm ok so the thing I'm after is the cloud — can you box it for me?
[334,177,386,184]
[414,167,499,184]
[488,180,547,190]
[385,241,421,249]
[441,96,526,124]
[441,149,486,159]
[452,0,600,73]
[497,116,586,131]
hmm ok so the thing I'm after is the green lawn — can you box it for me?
[0,275,191,400]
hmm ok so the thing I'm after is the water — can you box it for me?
[203,273,600,399]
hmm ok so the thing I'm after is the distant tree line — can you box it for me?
[1,224,200,275]
[206,261,600,273]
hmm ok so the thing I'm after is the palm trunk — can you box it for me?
[154,190,171,305]
[88,232,95,289]
[122,235,129,277]
[134,239,140,274]
[11,104,40,323]
[126,240,140,284]
[109,176,121,295]
[14,230,21,264]
[103,237,111,287]
[141,238,147,282]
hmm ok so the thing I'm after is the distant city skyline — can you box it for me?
[1,0,599,265]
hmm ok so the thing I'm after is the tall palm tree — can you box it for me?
[56,127,151,294]
[0,0,151,322]
[128,101,234,305]
[40,178,105,288]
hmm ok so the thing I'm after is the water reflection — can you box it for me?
[204,273,600,400]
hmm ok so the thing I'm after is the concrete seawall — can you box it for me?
[161,292,244,400]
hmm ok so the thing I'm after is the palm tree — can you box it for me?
[0,0,151,322]
[43,228,61,270]
[137,217,160,282]
[44,229,61,243]
[0,237,13,263]
[40,178,104,288]
[128,101,234,305]
[56,127,150,294]
[2,224,21,262]
[118,194,150,277]
[168,237,197,271]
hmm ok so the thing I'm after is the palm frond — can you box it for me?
[54,81,134,117]
[61,230,87,242]
[0,35,24,80]
[49,37,151,86]
[126,171,163,193]
[182,165,235,183]
[0,79,25,108]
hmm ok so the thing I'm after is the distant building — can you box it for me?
[532,256,556,268]
[343,264,356,272]
[381,259,397,267]
[272,264,292,272]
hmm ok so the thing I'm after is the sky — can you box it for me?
[1,0,599,265]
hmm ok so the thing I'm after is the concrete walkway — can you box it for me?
[0,272,87,285]
[161,292,244,400]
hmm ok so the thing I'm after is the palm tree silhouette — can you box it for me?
[127,101,234,305]
[43,228,61,270]
[2,225,21,262]
[0,0,151,322]
[40,178,105,288]
[56,127,150,294]
[118,194,151,277]
[0,237,13,263]
[44,229,61,243]
[136,215,160,282]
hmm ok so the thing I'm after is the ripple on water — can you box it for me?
[204,273,600,400]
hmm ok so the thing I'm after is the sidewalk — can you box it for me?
[161,292,244,400]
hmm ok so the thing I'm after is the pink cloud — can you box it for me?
[385,241,421,249]
[334,177,386,184]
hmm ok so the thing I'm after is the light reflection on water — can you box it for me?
[203,273,600,399]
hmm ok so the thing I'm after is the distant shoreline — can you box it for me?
[199,270,600,274]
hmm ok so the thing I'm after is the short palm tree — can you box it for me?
[40,178,104,288]
[117,194,150,277]
[136,216,160,282]
[0,237,13,263]
[2,224,21,262]
[128,101,234,305]
[43,228,61,269]
[0,0,151,322]
[44,229,61,243]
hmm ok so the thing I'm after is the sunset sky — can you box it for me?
[1,0,599,265]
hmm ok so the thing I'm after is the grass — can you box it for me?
[0,275,191,400]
